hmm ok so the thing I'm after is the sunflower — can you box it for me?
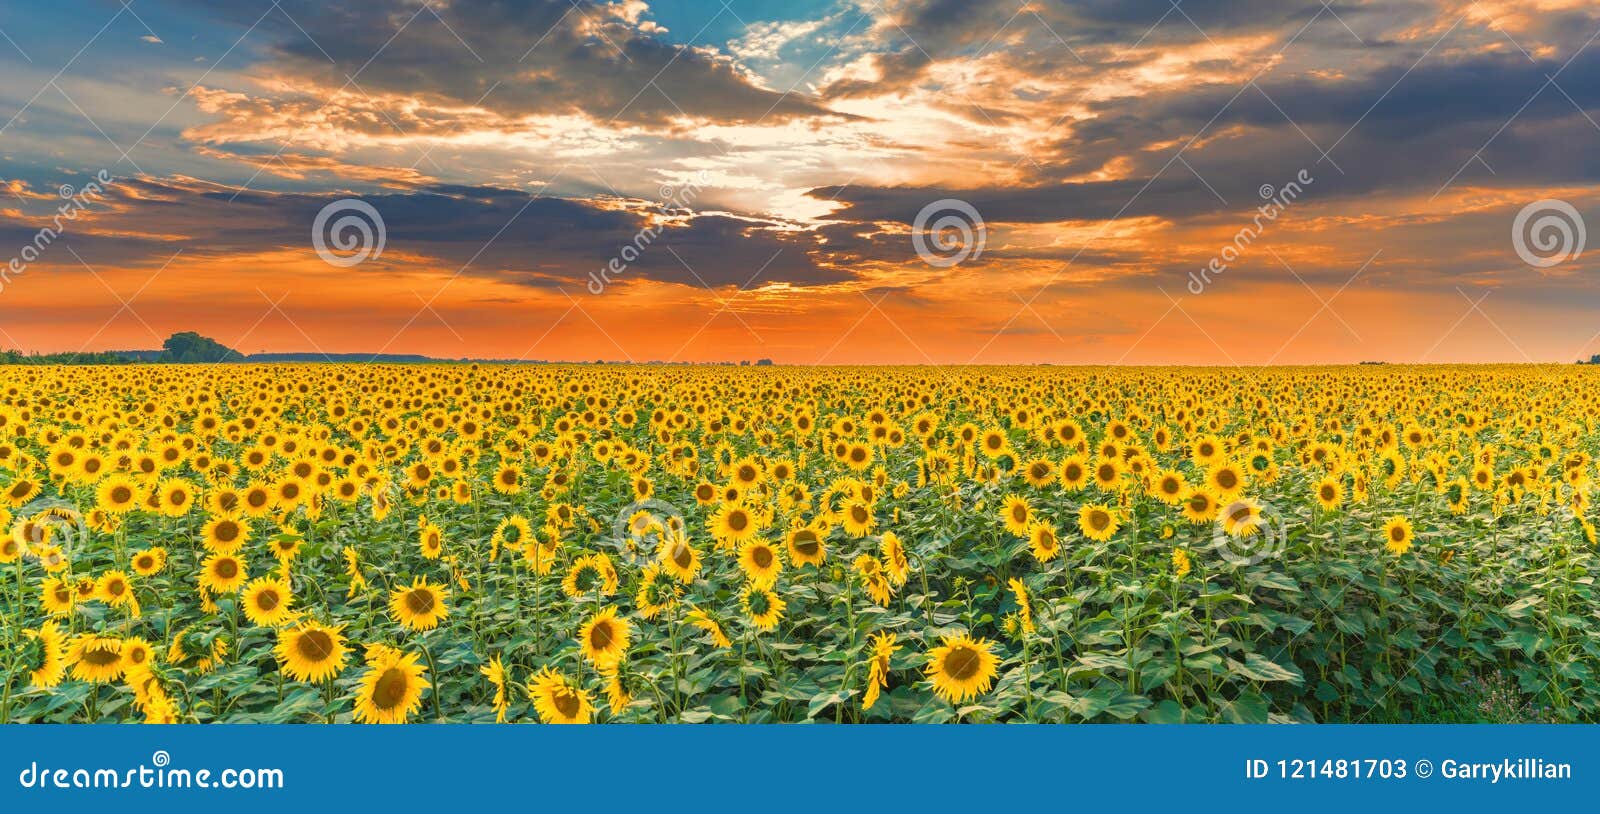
[1181,488,1220,523]
[417,517,444,560]
[67,634,124,683]
[1205,461,1246,499]
[120,636,155,676]
[240,483,274,517]
[1020,457,1056,488]
[96,570,135,608]
[200,515,249,554]
[1024,520,1061,563]
[853,554,894,606]
[95,474,142,515]
[879,531,909,586]
[353,647,430,724]
[709,503,760,546]
[388,577,450,631]
[275,622,348,683]
[1091,457,1123,493]
[578,605,630,669]
[633,564,681,620]
[39,576,74,616]
[925,633,999,705]
[1382,515,1414,556]
[491,464,523,496]
[1151,469,1188,505]
[1219,497,1265,538]
[241,576,296,627]
[862,631,899,711]
[684,607,732,648]
[131,547,167,577]
[1172,548,1192,578]
[1444,477,1470,514]
[785,524,827,568]
[1077,503,1120,542]
[1058,455,1089,491]
[737,538,783,588]
[839,499,875,538]
[1314,475,1343,511]
[4,477,40,508]
[155,478,196,517]
[1007,577,1035,636]
[481,655,510,723]
[741,583,786,631]
[562,553,619,598]
[1000,494,1032,536]
[529,667,593,724]
[657,533,702,583]
[22,621,68,688]
[199,553,248,594]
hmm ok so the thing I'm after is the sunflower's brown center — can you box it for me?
[256,589,280,611]
[296,630,334,662]
[1010,504,1027,523]
[726,511,749,532]
[247,491,269,508]
[1390,526,1406,542]
[109,485,132,504]
[1215,469,1238,489]
[1228,505,1253,525]
[1088,510,1111,531]
[215,521,240,543]
[82,646,120,667]
[944,645,980,681]
[552,686,582,719]
[1321,485,1336,501]
[751,546,773,569]
[671,543,693,569]
[405,588,436,615]
[372,668,409,710]
[737,464,757,482]
[1029,463,1050,479]
[214,559,238,579]
[792,531,819,557]
[589,621,614,651]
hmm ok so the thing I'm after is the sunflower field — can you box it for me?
[2,363,1599,724]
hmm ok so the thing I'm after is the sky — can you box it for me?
[0,0,1597,364]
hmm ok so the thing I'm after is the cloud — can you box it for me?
[173,0,847,129]
[0,176,854,290]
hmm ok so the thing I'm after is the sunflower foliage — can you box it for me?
[0,364,1596,724]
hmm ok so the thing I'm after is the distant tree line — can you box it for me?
[0,331,242,365]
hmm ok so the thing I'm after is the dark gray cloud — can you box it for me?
[1,177,851,289]
[175,0,845,127]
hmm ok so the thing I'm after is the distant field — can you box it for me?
[1,364,1594,723]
